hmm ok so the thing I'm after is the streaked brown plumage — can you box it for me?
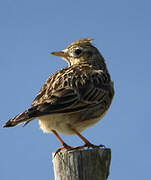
[4,38,114,150]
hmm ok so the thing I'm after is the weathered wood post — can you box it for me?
[52,148,111,180]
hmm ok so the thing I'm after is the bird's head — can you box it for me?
[51,38,104,66]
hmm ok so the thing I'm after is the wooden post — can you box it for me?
[52,148,111,180]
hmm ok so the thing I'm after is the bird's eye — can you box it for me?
[74,49,82,56]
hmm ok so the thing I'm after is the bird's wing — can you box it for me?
[31,65,114,114]
[4,65,114,127]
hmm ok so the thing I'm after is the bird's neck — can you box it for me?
[90,59,107,70]
[77,58,108,72]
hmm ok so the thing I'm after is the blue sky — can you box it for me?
[1,0,151,179]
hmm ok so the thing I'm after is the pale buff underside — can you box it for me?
[38,111,107,135]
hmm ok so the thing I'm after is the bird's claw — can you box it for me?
[84,143,105,149]
[54,143,106,158]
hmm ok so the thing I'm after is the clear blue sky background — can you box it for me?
[1,0,150,179]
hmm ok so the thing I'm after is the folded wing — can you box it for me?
[4,65,114,128]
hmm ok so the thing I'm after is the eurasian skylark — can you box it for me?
[4,38,114,152]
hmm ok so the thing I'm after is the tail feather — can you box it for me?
[3,108,37,128]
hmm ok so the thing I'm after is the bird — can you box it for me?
[3,38,114,153]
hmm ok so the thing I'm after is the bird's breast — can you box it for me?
[38,105,109,135]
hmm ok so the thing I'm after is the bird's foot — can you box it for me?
[54,142,105,158]
[54,143,87,157]
[54,143,72,157]
[84,142,105,149]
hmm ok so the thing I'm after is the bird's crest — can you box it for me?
[67,38,94,48]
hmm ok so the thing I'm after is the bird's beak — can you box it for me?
[51,50,68,58]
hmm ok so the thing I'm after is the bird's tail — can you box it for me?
[3,107,37,128]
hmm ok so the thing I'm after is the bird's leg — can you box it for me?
[52,130,72,149]
[52,129,77,157]
[70,127,105,149]
[51,129,86,157]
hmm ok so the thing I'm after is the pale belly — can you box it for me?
[39,110,107,135]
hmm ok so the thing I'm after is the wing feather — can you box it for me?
[31,65,113,114]
[4,65,114,127]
